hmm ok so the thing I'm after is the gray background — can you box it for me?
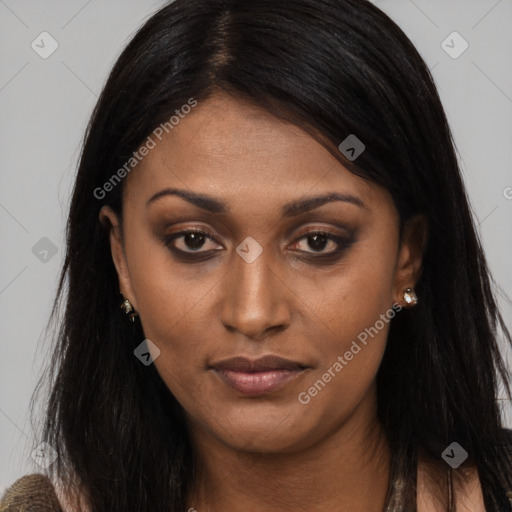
[1,0,511,492]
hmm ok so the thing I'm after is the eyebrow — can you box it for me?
[146,188,365,216]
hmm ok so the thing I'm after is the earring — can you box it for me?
[120,293,139,322]
[403,287,418,307]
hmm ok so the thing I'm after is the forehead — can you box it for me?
[123,93,388,211]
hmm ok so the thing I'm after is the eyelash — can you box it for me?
[163,229,354,262]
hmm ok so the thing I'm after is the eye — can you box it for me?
[164,229,223,255]
[290,231,352,255]
[163,228,354,261]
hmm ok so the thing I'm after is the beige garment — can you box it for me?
[0,473,64,511]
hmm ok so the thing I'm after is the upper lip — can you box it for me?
[210,355,307,372]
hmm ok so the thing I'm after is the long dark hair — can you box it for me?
[33,0,512,510]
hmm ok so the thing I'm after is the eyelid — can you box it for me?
[290,222,354,241]
[292,224,351,238]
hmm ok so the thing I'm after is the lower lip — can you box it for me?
[213,369,304,396]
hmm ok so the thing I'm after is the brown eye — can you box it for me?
[164,230,222,255]
[291,232,353,255]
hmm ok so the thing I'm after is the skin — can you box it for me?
[99,92,482,511]
[417,461,485,512]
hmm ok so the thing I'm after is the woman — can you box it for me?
[2,0,511,510]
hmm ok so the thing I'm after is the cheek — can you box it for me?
[123,233,214,385]
[125,223,217,338]
[312,230,398,337]
[296,238,398,407]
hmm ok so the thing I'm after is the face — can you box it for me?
[100,92,426,454]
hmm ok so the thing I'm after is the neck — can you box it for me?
[186,387,391,512]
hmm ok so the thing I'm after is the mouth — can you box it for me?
[209,355,309,396]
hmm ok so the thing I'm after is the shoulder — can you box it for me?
[0,473,88,512]
[418,428,512,512]
[417,456,485,512]
[453,464,486,512]
[455,428,512,511]
[1,473,65,511]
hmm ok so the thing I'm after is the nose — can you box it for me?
[219,246,292,341]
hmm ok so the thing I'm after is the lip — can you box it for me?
[210,355,306,372]
[210,355,308,396]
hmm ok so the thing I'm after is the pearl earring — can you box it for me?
[403,288,418,306]
[120,293,139,322]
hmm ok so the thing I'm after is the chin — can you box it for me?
[208,406,323,454]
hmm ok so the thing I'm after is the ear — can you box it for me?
[99,205,138,310]
[393,214,429,307]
